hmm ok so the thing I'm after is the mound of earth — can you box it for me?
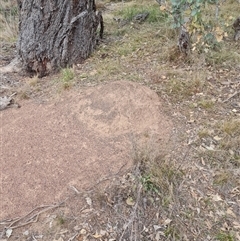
[1,80,173,220]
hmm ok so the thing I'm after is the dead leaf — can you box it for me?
[80,229,87,235]
[212,194,222,202]
[196,208,200,214]
[99,230,107,236]
[92,233,102,238]
[163,218,172,226]
[233,221,240,229]
[160,6,166,11]
[58,229,68,234]
[86,197,92,206]
[226,208,236,218]
[126,197,135,206]
[81,208,93,213]
[213,136,222,141]
[23,230,29,236]
[6,229,13,238]
[155,231,160,241]
[221,222,231,231]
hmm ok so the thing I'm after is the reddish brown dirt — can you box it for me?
[1,80,173,220]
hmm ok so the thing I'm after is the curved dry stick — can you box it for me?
[4,202,65,230]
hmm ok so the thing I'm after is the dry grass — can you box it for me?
[0,0,18,42]
[1,0,240,240]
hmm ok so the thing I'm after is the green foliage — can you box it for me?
[60,67,75,89]
[164,226,181,239]
[160,0,235,53]
[140,174,160,194]
[61,68,74,81]
[216,231,235,241]
[206,50,240,67]
[56,215,65,225]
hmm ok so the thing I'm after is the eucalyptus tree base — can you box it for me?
[233,17,240,41]
[16,0,102,77]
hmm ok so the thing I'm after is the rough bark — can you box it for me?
[16,0,102,77]
[233,17,240,41]
[178,26,190,55]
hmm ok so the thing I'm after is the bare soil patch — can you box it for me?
[1,0,240,240]
[1,80,173,220]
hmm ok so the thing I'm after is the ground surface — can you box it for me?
[1,80,173,220]
[0,0,240,241]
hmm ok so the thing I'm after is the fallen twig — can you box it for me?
[3,202,64,230]
[67,232,79,241]
[69,185,80,194]
[222,91,240,103]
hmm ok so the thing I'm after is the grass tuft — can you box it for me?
[59,67,75,90]
[221,119,240,136]
[0,1,18,42]
[206,49,240,68]
[133,141,184,207]
[117,4,168,23]
[216,231,235,241]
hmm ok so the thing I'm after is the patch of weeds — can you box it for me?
[133,143,184,206]
[206,49,240,68]
[198,129,210,138]
[117,5,168,23]
[229,155,240,168]
[146,6,168,23]
[151,159,184,202]
[116,43,137,56]
[95,58,123,77]
[0,1,18,42]
[164,225,181,240]
[165,78,203,101]
[219,137,240,153]
[199,149,228,168]
[202,197,214,209]
[216,231,235,241]
[18,86,31,100]
[56,215,65,226]
[167,45,182,62]
[112,28,127,37]
[198,99,215,109]
[162,196,172,207]
[27,76,39,87]
[221,119,240,137]
[213,171,230,186]
[60,67,75,89]
[140,174,159,194]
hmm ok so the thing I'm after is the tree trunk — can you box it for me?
[16,0,102,77]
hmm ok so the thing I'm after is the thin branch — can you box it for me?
[222,91,240,103]
[4,202,64,230]
[119,185,142,241]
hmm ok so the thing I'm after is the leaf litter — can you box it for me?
[0,0,240,240]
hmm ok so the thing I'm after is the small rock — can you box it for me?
[80,229,87,235]
[23,230,29,236]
